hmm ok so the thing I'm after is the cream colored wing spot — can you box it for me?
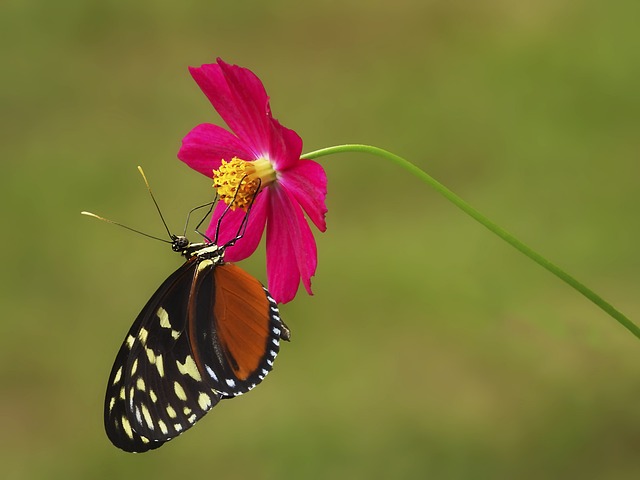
[158,420,168,435]
[130,358,139,376]
[112,366,123,385]
[145,347,156,364]
[157,307,180,339]
[177,355,202,382]
[173,381,187,401]
[157,307,171,329]
[197,392,212,410]
[121,416,134,439]
[155,354,164,377]
[138,327,149,345]
[136,377,146,391]
[141,404,154,430]
[166,404,177,419]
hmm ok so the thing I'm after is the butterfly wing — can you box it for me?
[187,263,290,397]
[104,257,289,453]
[104,257,221,452]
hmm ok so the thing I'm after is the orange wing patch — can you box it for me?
[213,264,271,380]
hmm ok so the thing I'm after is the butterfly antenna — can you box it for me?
[137,166,173,239]
[81,211,171,244]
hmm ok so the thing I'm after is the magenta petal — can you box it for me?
[267,119,303,171]
[190,60,303,168]
[278,159,328,232]
[266,186,317,303]
[205,191,268,262]
[190,61,271,158]
[178,123,254,177]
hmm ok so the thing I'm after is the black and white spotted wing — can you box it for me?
[104,244,290,453]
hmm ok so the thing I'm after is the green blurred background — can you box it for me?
[1,1,639,478]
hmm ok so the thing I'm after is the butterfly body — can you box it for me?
[104,236,289,452]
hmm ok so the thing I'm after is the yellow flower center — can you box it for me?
[212,157,276,210]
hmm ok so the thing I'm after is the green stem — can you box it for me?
[302,144,640,341]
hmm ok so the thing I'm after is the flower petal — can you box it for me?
[205,190,268,262]
[266,118,303,171]
[190,60,269,157]
[190,59,302,168]
[178,123,254,177]
[278,159,328,232]
[266,186,317,303]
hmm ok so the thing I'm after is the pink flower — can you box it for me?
[178,58,327,304]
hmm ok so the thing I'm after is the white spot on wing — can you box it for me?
[135,406,142,426]
[205,364,218,381]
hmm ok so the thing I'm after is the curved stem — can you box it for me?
[302,144,640,341]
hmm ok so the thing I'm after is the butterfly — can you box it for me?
[85,169,290,452]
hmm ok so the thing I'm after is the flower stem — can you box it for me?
[302,144,640,341]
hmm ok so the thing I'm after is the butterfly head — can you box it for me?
[171,235,191,253]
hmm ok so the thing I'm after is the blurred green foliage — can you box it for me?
[1,1,639,479]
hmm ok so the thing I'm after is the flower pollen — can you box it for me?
[212,157,276,211]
